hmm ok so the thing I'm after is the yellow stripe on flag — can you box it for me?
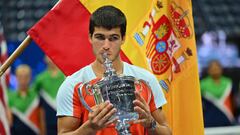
[81,0,204,134]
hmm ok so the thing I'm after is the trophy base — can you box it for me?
[115,111,138,135]
[117,111,139,122]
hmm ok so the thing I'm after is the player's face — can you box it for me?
[89,27,125,63]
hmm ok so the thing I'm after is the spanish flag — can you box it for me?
[28,0,204,134]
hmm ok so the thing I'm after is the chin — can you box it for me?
[97,57,105,64]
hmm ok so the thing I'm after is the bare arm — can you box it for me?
[58,116,95,135]
[6,107,13,127]
[39,107,46,135]
[133,92,172,135]
[58,101,118,135]
[149,109,172,135]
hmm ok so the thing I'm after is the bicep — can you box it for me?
[58,116,81,134]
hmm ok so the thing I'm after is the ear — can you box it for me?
[121,35,126,45]
[88,34,93,44]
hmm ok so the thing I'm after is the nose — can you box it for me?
[102,39,111,50]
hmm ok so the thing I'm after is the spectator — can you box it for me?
[7,64,45,135]
[201,60,235,127]
[33,56,65,135]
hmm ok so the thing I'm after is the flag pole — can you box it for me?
[0,35,32,77]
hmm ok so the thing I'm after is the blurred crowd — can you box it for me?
[198,31,240,127]
[198,30,240,73]
[6,56,65,135]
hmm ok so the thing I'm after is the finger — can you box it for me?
[91,101,108,112]
[98,107,117,125]
[90,101,110,119]
[135,91,147,106]
[133,119,147,125]
[134,106,148,118]
[103,116,119,127]
[94,102,114,121]
[133,100,149,113]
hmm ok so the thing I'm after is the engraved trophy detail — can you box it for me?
[78,52,151,135]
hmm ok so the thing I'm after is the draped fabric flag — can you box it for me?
[27,0,130,76]
[0,22,10,135]
[28,0,204,134]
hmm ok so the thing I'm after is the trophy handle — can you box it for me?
[135,79,152,104]
[78,83,93,112]
[134,79,143,93]
[85,82,95,95]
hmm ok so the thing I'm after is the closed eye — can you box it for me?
[94,34,105,40]
[108,35,120,42]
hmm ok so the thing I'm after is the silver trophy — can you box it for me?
[78,53,150,135]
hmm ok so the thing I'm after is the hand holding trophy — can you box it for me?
[78,52,151,135]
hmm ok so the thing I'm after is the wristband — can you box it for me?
[149,119,157,131]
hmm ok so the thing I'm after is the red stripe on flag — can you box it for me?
[28,0,93,76]
[0,86,5,108]
[0,118,6,135]
[28,0,131,76]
